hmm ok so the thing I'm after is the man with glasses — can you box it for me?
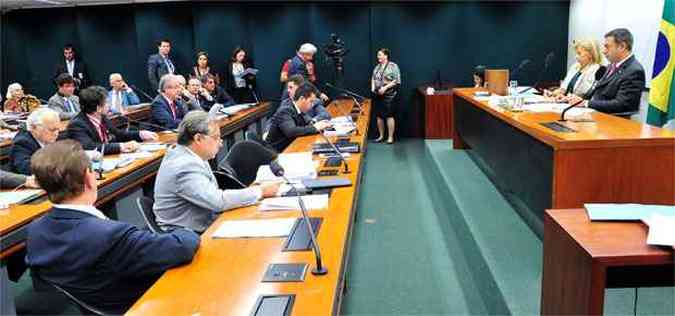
[9,108,62,175]
[153,111,280,233]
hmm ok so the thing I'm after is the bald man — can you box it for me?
[107,73,140,114]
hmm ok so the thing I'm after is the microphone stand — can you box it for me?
[318,132,350,174]
[129,85,155,102]
[96,143,105,180]
[271,164,327,276]
[559,99,586,122]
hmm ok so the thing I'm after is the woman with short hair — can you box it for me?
[371,48,401,144]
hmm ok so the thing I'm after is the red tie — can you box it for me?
[169,101,177,120]
[88,115,108,143]
[606,63,617,78]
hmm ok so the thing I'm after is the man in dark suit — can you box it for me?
[25,140,200,314]
[147,39,176,92]
[285,43,330,103]
[67,86,157,155]
[264,82,332,152]
[202,74,235,110]
[10,108,62,175]
[568,28,645,114]
[151,74,186,130]
[53,44,89,93]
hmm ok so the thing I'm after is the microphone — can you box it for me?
[129,85,155,102]
[511,59,531,80]
[126,117,176,133]
[38,98,50,104]
[95,143,106,180]
[269,160,328,276]
[325,83,366,101]
[337,94,361,136]
[248,84,260,103]
[318,132,350,174]
[339,93,363,115]
[559,98,586,122]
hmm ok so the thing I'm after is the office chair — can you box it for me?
[33,274,108,316]
[135,197,164,233]
[216,140,277,187]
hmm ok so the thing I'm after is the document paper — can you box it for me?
[212,218,297,238]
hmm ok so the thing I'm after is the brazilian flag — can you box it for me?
[648,0,675,126]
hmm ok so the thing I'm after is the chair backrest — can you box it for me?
[135,197,163,233]
[223,140,278,186]
[33,274,107,316]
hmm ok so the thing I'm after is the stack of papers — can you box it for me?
[585,203,675,246]
[220,104,254,116]
[643,215,675,246]
[0,189,43,205]
[92,156,136,172]
[256,152,318,182]
[212,218,297,238]
[139,143,166,152]
[259,194,329,211]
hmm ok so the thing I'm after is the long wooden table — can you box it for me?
[126,99,371,316]
[541,208,674,315]
[0,103,272,259]
[452,88,675,236]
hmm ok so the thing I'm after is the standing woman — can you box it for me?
[226,47,257,103]
[371,48,401,144]
[191,51,219,85]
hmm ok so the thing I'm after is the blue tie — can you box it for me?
[65,99,74,112]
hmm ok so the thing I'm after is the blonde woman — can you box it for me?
[4,83,39,113]
[546,39,603,100]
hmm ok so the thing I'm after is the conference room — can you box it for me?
[0,0,673,315]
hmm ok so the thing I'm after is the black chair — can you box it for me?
[135,197,163,233]
[32,274,108,316]
[216,140,277,188]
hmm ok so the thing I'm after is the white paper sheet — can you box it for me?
[643,215,675,246]
[259,194,329,211]
[0,190,43,205]
[212,218,297,238]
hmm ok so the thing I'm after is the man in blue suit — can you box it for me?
[25,140,200,314]
[150,74,186,131]
[107,73,141,114]
[147,39,176,92]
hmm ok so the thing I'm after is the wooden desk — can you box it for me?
[109,103,152,129]
[541,209,674,315]
[417,83,454,139]
[452,88,675,236]
[127,99,371,316]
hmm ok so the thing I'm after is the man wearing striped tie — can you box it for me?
[47,73,81,120]
[148,39,177,92]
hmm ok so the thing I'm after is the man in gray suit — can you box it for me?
[153,111,280,233]
[48,73,81,120]
[148,39,176,92]
[0,170,39,189]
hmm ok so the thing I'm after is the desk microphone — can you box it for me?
[95,143,106,180]
[340,93,363,116]
[126,117,176,133]
[337,94,361,136]
[129,85,155,102]
[559,98,586,122]
[38,98,50,104]
[325,83,366,102]
[270,160,328,276]
[318,132,350,174]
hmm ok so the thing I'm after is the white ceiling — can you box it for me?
[0,0,189,13]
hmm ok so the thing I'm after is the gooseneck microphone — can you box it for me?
[559,98,586,122]
[318,132,350,174]
[270,160,328,276]
[126,117,176,133]
[325,83,366,101]
[129,85,155,102]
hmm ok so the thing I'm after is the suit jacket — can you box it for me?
[288,54,312,82]
[153,145,260,233]
[25,206,200,314]
[150,94,185,131]
[147,53,176,92]
[279,97,331,121]
[202,86,235,110]
[47,93,80,120]
[66,112,142,154]
[0,170,27,189]
[265,104,318,152]
[106,89,141,114]
[54,59,89,90]
[586,55,645,114]
[9,130,41,175]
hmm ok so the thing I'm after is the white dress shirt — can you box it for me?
[53,203,108,219]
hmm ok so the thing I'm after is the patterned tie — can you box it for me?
[165,57,175,74]
[65,98,74,112]
[169,101,177,120]
[606,63,617,78]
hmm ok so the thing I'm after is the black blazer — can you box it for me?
[54,59,89,89]
[202,86,236,110]
[26,206,200,314]
[225,59,257,93]
[66,112,141,155]
[265,105,318,152]
[587,55,645,114]
[9,130,41,175]
[150,94,186,131]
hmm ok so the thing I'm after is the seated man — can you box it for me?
[48,73,80,120]
[150,74,186,130]
[202,74,235,110]
[25,140,199,314]
[67,86,157,155]
[567,28,645,114]
[153,111,280,233]
[107,73,141,115]
[264,82,332,152]
[182,78,214,112]
[10,108,61,175]
[281,74,331,121]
